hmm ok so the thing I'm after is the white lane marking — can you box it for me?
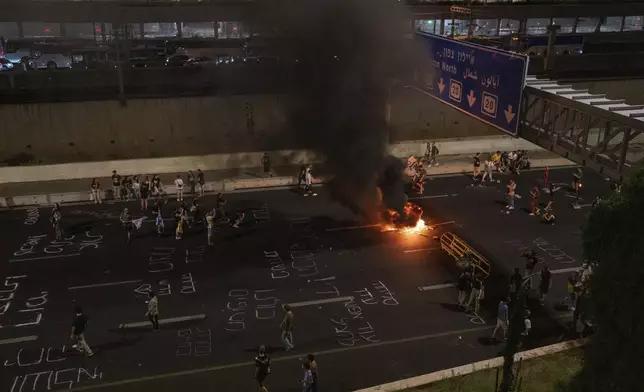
[288,296,354,308]
[68,279,143,290]
[326,224,380,232]
[119,314,207,329]
[314,276,336,282]
[430,221,456,227]
[408,194,453,200]
[404,247,441,253]
[0,336,38,345]
[551,267,582,275]
[418,283,456,291]
[9,253,81,262]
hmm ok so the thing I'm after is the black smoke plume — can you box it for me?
[258,0,412,219]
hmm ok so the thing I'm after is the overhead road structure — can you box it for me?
[2,0,644,23]
[520,75,644,181]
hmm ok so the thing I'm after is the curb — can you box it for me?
[0,159,575,208]
[354,339,585,392]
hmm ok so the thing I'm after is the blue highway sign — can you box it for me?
[417,33,528,136]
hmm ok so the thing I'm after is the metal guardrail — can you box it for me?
[439,232,491,278]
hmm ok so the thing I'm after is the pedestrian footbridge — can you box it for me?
[520,76,644,181]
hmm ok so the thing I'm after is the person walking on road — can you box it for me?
[456,271,471,309]
[491,298,509,341]
[539,265,552,305]
[300,361,314,392]
[111,170,122,200]
[466,274,484,316]
[174,174,184,202]
[51,203,63,240]
[506,179,516,213]
[90,179,102,204]
[196,169,205,197]
[71,306,94,357]
[262,152,273,178]
[146,291,160,331]
[481,160,494,183]
[280,304,295,351]
[472,153,481,180]
[307,354,318,392]
[254,345,271,392]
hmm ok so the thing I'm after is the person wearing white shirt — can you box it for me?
[174,175,184,202]
[304,167,317,197]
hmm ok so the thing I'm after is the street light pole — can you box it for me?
[500,273,538,392]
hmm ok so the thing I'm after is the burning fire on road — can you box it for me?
[382,202,430,234]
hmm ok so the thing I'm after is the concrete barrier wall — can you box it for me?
[569,79,644,106]
[0,136,545,184]
[0,89,502,165]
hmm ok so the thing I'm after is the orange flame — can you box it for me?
[381,202,429,234]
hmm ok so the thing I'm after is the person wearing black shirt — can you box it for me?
[152,175,163,198]
[539,266,552,305]
[140,176,151,210]
[457,271,471,309]
[472,153,481,180]
[51,203,62,240]
[254,345,271,392]
[215,193,227,219]
[196,169,205,197]
[71,306,93,356]
[262,153,272,178]
[509,267,522,301]
[120,208,133,243]
[111,170,121,200]
[308,353,318,392]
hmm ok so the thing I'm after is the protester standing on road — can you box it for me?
[120,208,134,243]
[466,274,484,315]
[530,184,540,216]
[51,203,62,240]
[70,306,94,357]
[141,176,151,210]
[280,304,295,351]
[262,152,273,178]
[196,169,205,197]
[508,267,522,302]
[175,207,185,240]
[491,298,509,341]
[506,179,516,212]
[187,171,196,197]
[215,193,227,219]
[154,201,165,235]
[472,153,481,180]
[174,175,184,202]
[456,271,471,309]
[111,170,121,200]
[132,176,141,199]
[90,179,102,204]
[429,141,440,166]
[481,160,494,183]
[146,291,160,331]
[152,175,162,198]
[254,345,271,392]
[539,265,552,305]
[303,166,317,196]
[307,354,318,392]
[300,362,314,392]
[205,210,215,246]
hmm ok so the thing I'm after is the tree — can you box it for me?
[572,168,644,392]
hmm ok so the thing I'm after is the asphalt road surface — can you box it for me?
[0,166,609,392]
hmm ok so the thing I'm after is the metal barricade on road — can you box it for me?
[439,232,491,278]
